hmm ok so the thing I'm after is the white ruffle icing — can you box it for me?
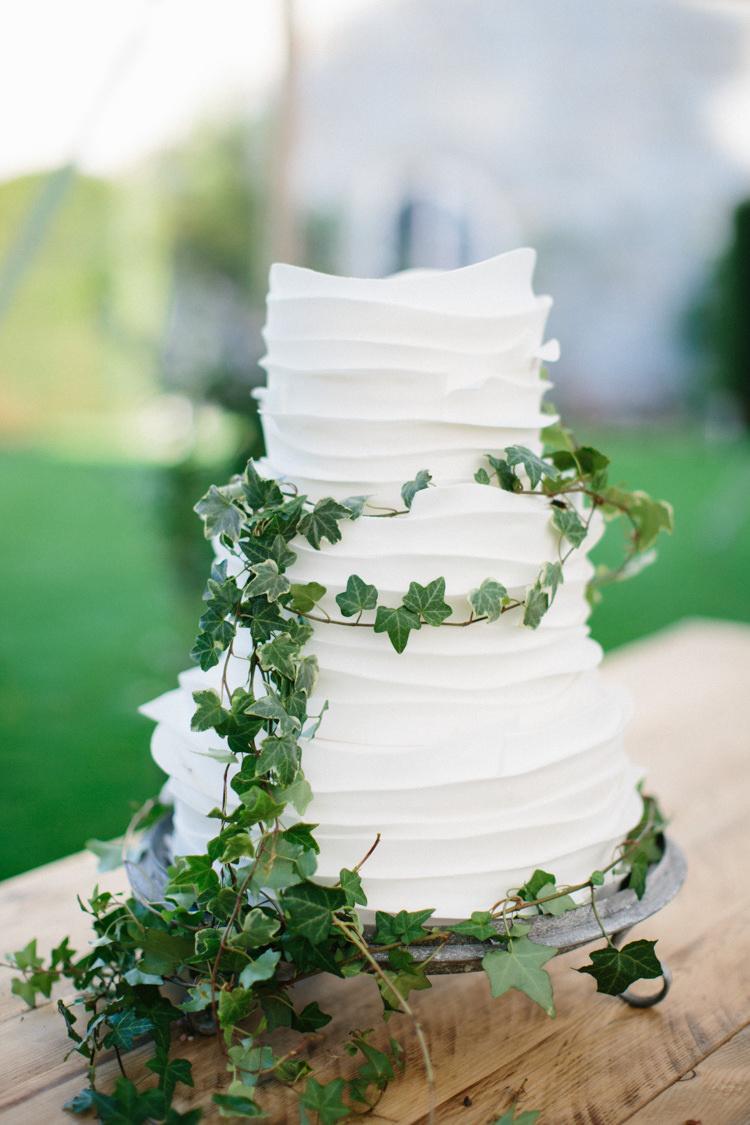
[142,250,642,920]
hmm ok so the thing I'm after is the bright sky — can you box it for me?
[2,0,750,182]
[0,0,380,180]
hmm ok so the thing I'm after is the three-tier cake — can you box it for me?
[141,249,642,920]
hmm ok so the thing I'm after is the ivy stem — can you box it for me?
[589,884,614,947]
[352,832,381,874]
[332,918,436,1125]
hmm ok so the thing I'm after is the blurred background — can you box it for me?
[2,0,750,878]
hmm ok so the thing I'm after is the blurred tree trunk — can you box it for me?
[268,0,300,265]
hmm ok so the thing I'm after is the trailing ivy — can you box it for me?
[6,428,673,1122]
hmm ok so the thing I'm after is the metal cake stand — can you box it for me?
[126,814,686,1008]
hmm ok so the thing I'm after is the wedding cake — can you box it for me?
[142,249,642,920]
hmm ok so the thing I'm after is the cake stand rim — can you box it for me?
[125,812,686,975]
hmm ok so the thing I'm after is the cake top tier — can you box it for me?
[257,249,559,505]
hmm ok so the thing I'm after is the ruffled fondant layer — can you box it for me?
[142,250,642,920]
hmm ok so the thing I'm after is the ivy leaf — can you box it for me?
[258,634,298,679]
[242,596,284,643]
[341,494,369,519]
[295,654,320,697]
[238,908,281,949]
[575,445,610,477]
[194,486,243,541]
[288,581,326,614]
[88,1079,166,1124]
[179,982,216,1013]
[299,1077,350,1124]
[242,459,283,510]
[522,584,549,629]
[474,467,491,485]
[298,497,352,549]
[487,455,520,492]
[57,999,82,1045]
[190,689,227,732]
[139,930,195,977]
[378,948,432,1011]
[518,869,557,901]
[626,833,663,899]
[469,578,508,622]
[339,868,367,907]
[630,493,674,549]
[482,936,557,1016]
[216,830,255,864]
[283,822,320,855]
[373,908,434,945]
[218,987,255,1034]
[165,854,220,900]
[11,976,48,1008]
[449,911,497,941]
[202,570,240,615]
[276,774,313,816]
[349,1034,395,1092]
[578,939,662,996]
[293,1000,331,1033]
[539,561,563,601]
[505,445,558,490]
[256,733,300,786]
[403,577,452,625]
[86,838,123,873]
[145,1056,194,1102]
[401,469,432,509]
[227,1040,275,1082]
[213,1090,265,1118]
[9,938,43,972]
[373,604,421,653]
[64,1089,96,1115]
[245,692,298,729]
[281,882,346,945]
[552,505,588,548]
[103,1011,154,1051]
[238,949,281,988]
[239,531,297,572]
[122,967,164,987]
[233,785,285,824]
[535,883,576,916]
[190,630,223,671]
[245,559,291,602]
[335,574,378,618]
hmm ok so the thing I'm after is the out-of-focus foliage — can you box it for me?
[154,119,269,420]
[712,200,750,427]
[692,198,750,429]
[0,174,116,445]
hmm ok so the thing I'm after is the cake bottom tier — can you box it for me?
[142,668,642,921]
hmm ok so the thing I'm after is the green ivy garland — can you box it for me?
[6,416,673,1123]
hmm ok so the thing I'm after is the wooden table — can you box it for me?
[2,619,749,1124]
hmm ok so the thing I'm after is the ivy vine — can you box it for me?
[6,418,673,1123]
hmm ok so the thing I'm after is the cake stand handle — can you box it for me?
[611,926,672,1008]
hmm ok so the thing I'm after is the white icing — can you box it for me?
[142,249,641,920]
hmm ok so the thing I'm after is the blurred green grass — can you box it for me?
[588,431,750,648]
[1,435,749,878]
[0,451,198,879]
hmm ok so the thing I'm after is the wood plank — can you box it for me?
[624,1022,750,1125]
[0,853,128,1025]
[1,621,748,1123]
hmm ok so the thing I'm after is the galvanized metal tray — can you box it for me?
[127,814,686,1008]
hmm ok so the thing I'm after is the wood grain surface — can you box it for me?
[1,619,749,1124]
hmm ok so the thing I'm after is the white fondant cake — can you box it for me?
[141,249,642,920]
